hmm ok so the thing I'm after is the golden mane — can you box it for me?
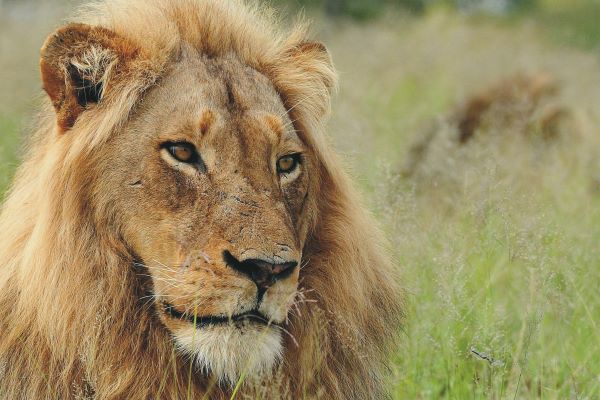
[0,1,402,398]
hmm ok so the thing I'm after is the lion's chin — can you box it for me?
[173,322,283,385]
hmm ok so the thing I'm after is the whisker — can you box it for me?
[136,272,180,282]
[280,94,313,119]
[272,323,299,347]
[137,276,181,290]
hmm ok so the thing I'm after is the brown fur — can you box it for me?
[455,73,563,143]
[404,73,577,177]
[0,1,402,399]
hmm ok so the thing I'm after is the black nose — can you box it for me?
[223,251,298,289]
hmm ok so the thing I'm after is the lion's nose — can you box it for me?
[223,250,298,289]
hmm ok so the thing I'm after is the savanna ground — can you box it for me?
[1,0,599,398]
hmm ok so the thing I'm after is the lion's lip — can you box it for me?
[162,302,278,328]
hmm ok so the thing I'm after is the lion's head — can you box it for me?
[96,49,321,382]
[104,52,316,384]
[0,1,402,398]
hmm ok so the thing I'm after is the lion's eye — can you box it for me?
[165,142,198,164]
[277,154,300,174]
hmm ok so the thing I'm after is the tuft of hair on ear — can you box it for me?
[40,23,139,132]
[69,46,114,107]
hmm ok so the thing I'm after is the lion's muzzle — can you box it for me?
[223,250,298,298]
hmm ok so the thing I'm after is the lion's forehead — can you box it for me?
[137,52,297,151]
[159,52,288,118]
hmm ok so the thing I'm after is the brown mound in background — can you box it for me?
[401,73,594,210]
[403,73,581,184]
[455,73,568,143]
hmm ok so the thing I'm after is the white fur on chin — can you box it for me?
[174,322,283,385]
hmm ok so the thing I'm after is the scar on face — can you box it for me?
[199,110,215,135]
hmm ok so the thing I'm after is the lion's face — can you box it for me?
[96,51,313,383]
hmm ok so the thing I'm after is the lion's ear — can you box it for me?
[291,41,337,94]
[40,23,140,132]
[274,40,337,122]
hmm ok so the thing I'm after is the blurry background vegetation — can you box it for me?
[273,0,600,52]
[272,0,536,18]
[1,0,599,398]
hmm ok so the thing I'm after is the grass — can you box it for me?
[318,5,600,398]
[536,0,600,53]
[0,115,20,197]
[383,172,600,398]
[1,1,599,398]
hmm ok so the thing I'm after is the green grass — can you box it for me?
[322,6,600,398]
[0,114,21,197]
[1,1,599,399]
[382,177,600,398]
[536,0,600,52]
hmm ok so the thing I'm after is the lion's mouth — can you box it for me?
[162,302,278,328]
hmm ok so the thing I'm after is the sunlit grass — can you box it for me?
[0,114,21,198]
[537,0,600,52]
[322,6,600,398]
[380,172,600,398]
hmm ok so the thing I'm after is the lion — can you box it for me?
[403,72,578,179]
[0,0,402,398]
